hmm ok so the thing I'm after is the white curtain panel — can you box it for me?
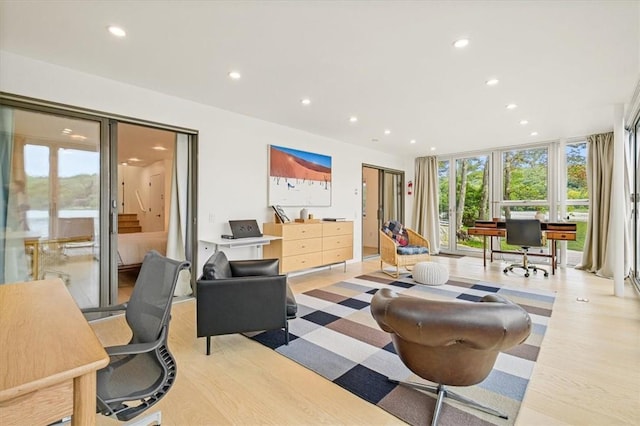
[577,132,631,278]
[412,156,440,254]
[166,133,192,296]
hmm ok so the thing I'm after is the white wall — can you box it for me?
[0,51,414,271]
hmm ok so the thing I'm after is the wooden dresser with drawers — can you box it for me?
[263,221,353,274]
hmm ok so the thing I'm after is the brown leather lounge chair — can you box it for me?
[371,288,531,425]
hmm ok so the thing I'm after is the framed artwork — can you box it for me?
[268,145,332,206]
[271,205,291,223]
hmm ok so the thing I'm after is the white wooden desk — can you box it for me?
[0,279,109,425]
[200,235,281,251]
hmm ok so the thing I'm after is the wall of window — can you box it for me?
[438,140,588,265]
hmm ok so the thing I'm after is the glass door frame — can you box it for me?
[1,97,111,305]
[1,93,199,306]
[438,151,493,255]
[361,164,404,258]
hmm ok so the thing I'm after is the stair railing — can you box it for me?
[135,190,146,213]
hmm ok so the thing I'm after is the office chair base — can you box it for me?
[391,379,507,426]
[122,411,161,426]
[503,264,549,277]
[504,252,549,277]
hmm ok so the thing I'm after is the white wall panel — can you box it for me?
[0,51,414,271]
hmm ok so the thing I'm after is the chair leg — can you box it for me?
[444,388,508,419]
[284,321,290,345]
[431,385,446,426]
[390,379,508,424]
[206,336,211,355]
[380,261,400,278]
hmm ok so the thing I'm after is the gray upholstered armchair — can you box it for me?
[196,251,297,355]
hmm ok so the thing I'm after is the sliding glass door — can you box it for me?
[361,165,404,258]
[1,105,107,307]
[438,153,491,254]
[1,97,198,307]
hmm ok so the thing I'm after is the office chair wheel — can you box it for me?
[503,268,509,274]
[524,272,530,277]
[544,272,549,277]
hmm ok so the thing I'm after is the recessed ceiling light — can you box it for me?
[453,38,469,48]
[301,98,311,106]
[410,139,416,144]
[520,120,529,125]
[61,128,72,134]
[70,134,87,140]
[430,147,436,151]
[108,26,126,37]
[384,129,391,135]
[228,71,241,80]
[530,131,538,136]
[152,146,167,151]
[349,116,358,123]
[506,103,518,110]
[486,78,499,86]
[121,162,128,166]
[128,157,141,162]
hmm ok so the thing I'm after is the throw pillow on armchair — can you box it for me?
[382,220,409,246]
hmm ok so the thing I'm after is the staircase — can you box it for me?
[118,214,142,234]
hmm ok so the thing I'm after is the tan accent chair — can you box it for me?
[379,227,431,278]
[371,288,532,425]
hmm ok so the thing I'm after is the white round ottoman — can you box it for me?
[413,262,449,286]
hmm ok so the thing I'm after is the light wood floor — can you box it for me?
[92,256,640,426]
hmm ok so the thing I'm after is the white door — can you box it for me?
[149,173,164,232]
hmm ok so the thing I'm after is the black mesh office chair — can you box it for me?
[503,219,549,277]
[82,250,190,421]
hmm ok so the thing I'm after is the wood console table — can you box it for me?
[468,220,577,275]
[0,279,109,425]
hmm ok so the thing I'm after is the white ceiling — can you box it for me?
[1,1,638,157]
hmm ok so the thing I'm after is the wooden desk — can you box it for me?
[0,279,109,425]
[468,221,577,275]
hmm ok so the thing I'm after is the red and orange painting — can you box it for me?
[268,145,331,206]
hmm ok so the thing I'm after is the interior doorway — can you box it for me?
[115,124,176,303]
[361,165,405,259]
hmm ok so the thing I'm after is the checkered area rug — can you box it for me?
[249,273,555,425]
